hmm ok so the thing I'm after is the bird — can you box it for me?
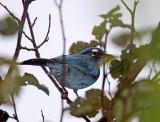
[20,47,106,96]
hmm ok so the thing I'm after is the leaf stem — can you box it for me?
[10,94,19,122]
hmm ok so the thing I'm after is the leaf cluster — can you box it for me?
[0,58,49,104]
[70,89,109,118]
[69,1,160,121]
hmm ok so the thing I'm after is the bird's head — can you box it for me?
[79,47,106,59]
[79,47,115,66]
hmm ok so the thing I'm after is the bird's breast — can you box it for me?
[48,63,100,90]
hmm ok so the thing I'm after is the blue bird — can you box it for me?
[20,47,106,95]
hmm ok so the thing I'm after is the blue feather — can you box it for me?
[21,47,106,93]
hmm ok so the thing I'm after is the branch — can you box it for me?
[37,14,51,48]
[54,0,67,91]
[25,9,73,105]
[3,1,34,121]
[119,58,146,87]
[121,0,132,14]
[21,46,37,51]
[32,17,38,27]
[22,15,50,50]
[26,13,39,56]
[6,0,31,78]
[41,110,44,122]
[60,100,64,122]
[0,2,20,24]
[22,31,33,42]
[121,1,139,70]
[101,28,111,115]
[53,0,59,7]
[101,61,122,120]
[53,1,91,121]
[10,94,19,122]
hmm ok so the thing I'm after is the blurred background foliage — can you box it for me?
[0,0,160,122]
[0,16,18,36]
[69,1,160,121]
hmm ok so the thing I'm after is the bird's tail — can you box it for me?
[20,58,54,66]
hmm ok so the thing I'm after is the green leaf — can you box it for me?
[0,109,9,122]
[0,16,18,35]
[0,57,20,104]
[99,5,130,29]
[0,77,10,105]
[109,59,128,79]
[92,21,107,41]
[0,57,19,73]
[113,13,123,18]
[16,73,49,95]
[133,23,160,61]
[70,89,109,117]
[114,80,160,122]
[109,16,130,29]
[146,22,160,60]
[69,40,99,54]
[98,54,115,67]
[0,76,21,105]
[99,5,120,19]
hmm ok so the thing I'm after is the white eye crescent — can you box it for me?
[91,49,99,56]
[91,49,98,52]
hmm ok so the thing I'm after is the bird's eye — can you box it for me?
[92,52,98,56]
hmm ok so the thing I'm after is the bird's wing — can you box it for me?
[49,55,98,76]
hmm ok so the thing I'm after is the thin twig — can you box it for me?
[0,2,20,24]
[121,0,132,14]
[120,0,140,85]
[26,13,60,89]
[26,12,62,92]
[101,28,111,115]
[4,1,34,122]
[53,0,69,99]
[26,12,39,56]
[22,31,33,42]
[25,8,73,105]
[100,61,122,120]
[37,14,51,48]
[130,1,139,45]
[53,0,59,7]
[32,17,38,27]
[52,0,77,118]
[41,110,44,122]
[60,100,64,122]
[121,1,139,70]
[22,15,51,50]
[58,0,67,94]
[100,61,123,121]
[6,0,33,78]
[21,46,37,51]
[10,94,19,122]
[53,0,90,121]
[106,63,113,99]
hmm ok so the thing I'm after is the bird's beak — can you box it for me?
[102,51,107,57]
[98,53,115,67]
